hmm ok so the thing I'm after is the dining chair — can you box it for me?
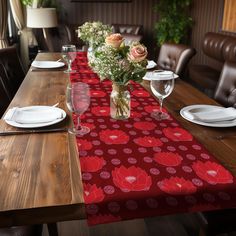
[214,61,236,108]
[198,209,236,236]
[0,225,42,236]
[197,61,236,236]
[0,46,25,98]
[156,42,196,79]
[0,64,11,118]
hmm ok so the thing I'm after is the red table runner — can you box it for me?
[71,52,236,225]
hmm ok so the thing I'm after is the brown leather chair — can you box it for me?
[0,64,11,117]
[0,46,25,98]
[214,61,236,108]
[0,225,42,236]
[189,32,236,94]
[199,62,236,236]
[156,42,196,78]
[111,23,143,44]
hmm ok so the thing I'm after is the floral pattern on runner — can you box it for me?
[71,53,236,226]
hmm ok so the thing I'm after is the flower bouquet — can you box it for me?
[78,22,148,119]
[78,21,112,49]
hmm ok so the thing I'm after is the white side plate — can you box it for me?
[32,61,65,69]
[4,106,67,128]
[180,104,236,127]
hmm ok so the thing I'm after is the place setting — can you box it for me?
[0,104,67,135]
[180,104,236,127]
[30,44,77,72]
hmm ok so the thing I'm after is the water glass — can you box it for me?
[62,45,77,73]
[150,71,175,120]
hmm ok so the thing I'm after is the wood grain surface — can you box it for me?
[0,53,85,227]
[0,53,235,227]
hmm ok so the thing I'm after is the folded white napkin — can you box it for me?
[4,106,63,124]
[183,107,236,123]
[147,60,157,69]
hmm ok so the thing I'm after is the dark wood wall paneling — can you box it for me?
[60,0,236,66]
[60,0,159,59]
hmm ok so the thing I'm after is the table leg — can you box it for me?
[47,223,58,236]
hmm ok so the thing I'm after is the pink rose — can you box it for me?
[105,33,123,48]
[128,43,147,63]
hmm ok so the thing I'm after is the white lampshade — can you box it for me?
[27,8,58,28]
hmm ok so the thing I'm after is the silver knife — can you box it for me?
[0,128,68,136]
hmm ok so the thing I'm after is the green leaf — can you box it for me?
[154,0,193,46]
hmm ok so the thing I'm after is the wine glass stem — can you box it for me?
[77,116,81,130]
[159,98,163,113]
[68,60,72,72]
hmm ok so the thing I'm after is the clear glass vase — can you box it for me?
[110,83,131,120]
[87,46,95,64]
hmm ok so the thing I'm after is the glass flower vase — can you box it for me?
[110,83,131,120]
[87,46,95,64]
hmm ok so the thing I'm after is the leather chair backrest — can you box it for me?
[112,24,142,35]
[157,42,196,76]
[202,32,236,63]
[0,46,25,98]
[223,38,236,62]
[0,64,11,117]
[214,61,236,107]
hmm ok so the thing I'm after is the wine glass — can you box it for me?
[62,45,77,73]
[66,82,90,136]
[150,71,175,120]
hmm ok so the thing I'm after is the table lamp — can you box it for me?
[27,8,58,52]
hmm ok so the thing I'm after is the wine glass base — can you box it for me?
[68,125,90,136]
[64,69,77,73]
[151,111,170,121]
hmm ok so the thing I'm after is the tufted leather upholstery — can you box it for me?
[0,46,25,98]
[156,43,196,77]
[0,64,11,118]
[214,61,236,107]
[112,24,142,35]
[111,24,143,44]
[189,32,236,92]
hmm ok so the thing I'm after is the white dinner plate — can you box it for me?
[4,106,67,128]
[146,60,157,69]
[180,104,236,127]
[143,71,179,80]
[31,61,65,69]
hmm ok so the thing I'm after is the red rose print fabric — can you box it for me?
[134,136,163,147]
[83,183,105,204]
[154,152,182,166]
[112,166,152,192]
[192,161,233,185]
[99,129,130,144]
[157,177,197,195]
[80,156,106,172]
[71,52,236,226]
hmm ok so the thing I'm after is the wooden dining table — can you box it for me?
[0,52,236,228]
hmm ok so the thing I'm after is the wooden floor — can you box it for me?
[42,213,202,236]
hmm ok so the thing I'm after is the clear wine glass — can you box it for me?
[66,82,90,136]
[62,45,77,73]
[150,71,175,120]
